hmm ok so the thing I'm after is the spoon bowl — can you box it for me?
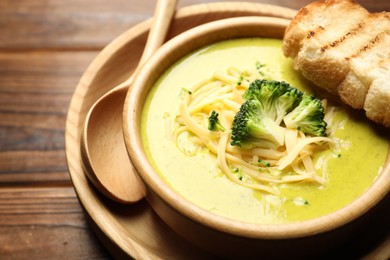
[80,0,177,203]
[81,87,144,203]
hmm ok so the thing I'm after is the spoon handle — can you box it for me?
[116,0,177,89]
[139,0,178,66]
[110,0,178,90]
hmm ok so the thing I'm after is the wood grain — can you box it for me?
[0,187,111,258]
[0,0,152,50]
[0,51,97,186]
[0,0,389,259]
[2,0,387,50]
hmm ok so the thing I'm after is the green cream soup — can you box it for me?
[141,38,389,224]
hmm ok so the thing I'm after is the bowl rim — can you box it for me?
[123,16,390,239]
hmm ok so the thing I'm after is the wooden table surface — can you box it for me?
[1,0,389,259]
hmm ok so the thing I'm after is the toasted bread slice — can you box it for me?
[283,0,368,61]
[339,26,390,109]
[283,0,390,127]
[364,76,390,127]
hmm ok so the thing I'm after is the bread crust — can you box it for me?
[283,0,390,127]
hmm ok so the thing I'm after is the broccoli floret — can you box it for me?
[230,79,327,148]
[273,85,303,124]
[231,80,304,148]
[283,95,327,136]
[208,110,226,132]
[231,99,285,148]
[243,79,303,124]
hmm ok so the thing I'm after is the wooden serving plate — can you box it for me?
[65,2,390,259]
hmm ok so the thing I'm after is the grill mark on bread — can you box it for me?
[306,26,325,39]
[320,23,365,52]
[283,0,390,127]
[347,32,385,60]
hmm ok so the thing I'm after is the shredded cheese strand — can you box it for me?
[172,67,341,194]
[277,137,337,170]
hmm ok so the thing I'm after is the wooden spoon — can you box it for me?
[80,0,177,203]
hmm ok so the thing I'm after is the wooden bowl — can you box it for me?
[123,16,390,258]
[66,3,302,259]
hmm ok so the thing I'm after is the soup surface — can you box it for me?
[141,38,389,224]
